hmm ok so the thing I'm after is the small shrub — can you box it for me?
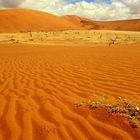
[74,100,85,107]
[10,38,15,42]
[75,96,140,128]
[88,101,102,109]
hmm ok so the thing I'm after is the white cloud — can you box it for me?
[1,0,140,21]
[122,0,140,15]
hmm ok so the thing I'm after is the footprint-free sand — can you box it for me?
[0,42,140,140]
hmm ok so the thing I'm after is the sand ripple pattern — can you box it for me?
[0,44,140,140]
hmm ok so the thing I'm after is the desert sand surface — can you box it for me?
[0,43,140,140]
[0,9,140,32]
[0,30,140,45]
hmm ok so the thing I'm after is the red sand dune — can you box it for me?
[0,9,82,32]
[80,18,140,31]
[0,8,140,32]
[64,15,140,31]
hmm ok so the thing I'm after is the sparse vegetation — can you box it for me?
[75,96,140,128]
[0,30,140,45]
[10,38,15,42]
[9,38,19,43]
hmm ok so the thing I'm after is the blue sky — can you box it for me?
[0,0,140,21]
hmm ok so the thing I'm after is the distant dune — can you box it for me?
[81,18,140,31]
[63,15,140,31]
[0,8,140,32]
[0,9,82,32]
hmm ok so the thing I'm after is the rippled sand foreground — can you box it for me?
[0,43,140,140]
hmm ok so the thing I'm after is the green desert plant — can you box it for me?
[75,96,140,128]
[74,100,85,107]
[87,101,102,109]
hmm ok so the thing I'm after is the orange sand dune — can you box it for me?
[0,9,82,32]
[84,19,140,31]
[64,15,140,31]
[0,43,140,140]
[0,8,140,32]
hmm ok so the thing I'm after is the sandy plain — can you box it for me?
[0,30,140,45]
